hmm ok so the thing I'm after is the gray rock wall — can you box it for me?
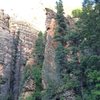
[0,10,13,99]
[42,8,61,93]
[0,10,38,100]
[10,21,38,100]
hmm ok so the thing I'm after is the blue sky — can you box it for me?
[0,0,83,31]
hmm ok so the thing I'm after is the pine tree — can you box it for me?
[70,0,100,99]
[54,0,67,45]
[55,42,67,76]
[63,0,100,99]
[54,0,67,77]
[34,31,45,66]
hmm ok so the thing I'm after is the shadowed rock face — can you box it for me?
[0,10,38,100]
[0,10,13,99]
[0,29,13,99]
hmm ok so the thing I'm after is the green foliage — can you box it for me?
[34,31,45,65]
[31,31,45,99]
[54,0,67,44]
[72,9,82,18]
[59,0,100,100]
[54,0,67,77]
[55,42,67,74]
[42,81,59,100]
[21,31,45,100]
[24,66,31,81]
[32,91,41,100]
[26,95,33,100]
[69,1,100,99]
[32,66,42,91]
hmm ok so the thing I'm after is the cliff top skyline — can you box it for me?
[0,0,83,31]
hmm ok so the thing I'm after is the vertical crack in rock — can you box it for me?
[9,21,38,100]
[9,30,22,100]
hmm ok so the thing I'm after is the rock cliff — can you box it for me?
[0,8,75,100]
[0,9,38,100]
[42,8,75,100]
[42,8,60,90]
[10,20,38,100]
[0,9,13,99]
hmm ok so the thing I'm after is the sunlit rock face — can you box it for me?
[42,8,75,100]
[42,8,61,91]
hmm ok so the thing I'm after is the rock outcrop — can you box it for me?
[42,8,60,91]
[10,20,38,100]
[0,10,38,100]
[42,8,75,100]
[21,76,35,100]
[0,9,13,100]
[10,20,38,66]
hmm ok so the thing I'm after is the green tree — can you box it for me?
[32,31,45,99]
[62,0,100,100]
[70,0,100,99]
[54,0,68,77]
[34,31,45,65]
[55,42,67,77]
[72,9,82,18]
[54,0,67,45]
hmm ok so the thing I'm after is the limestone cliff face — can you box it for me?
[0,10,38,100]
